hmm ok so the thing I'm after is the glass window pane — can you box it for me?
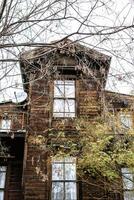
[0,192,4,200]
[123,173,134,190]
[124,191,134,200]
[52,164,64,180]
[52,182,64,200]
[54,100,64,113]
[65,85,75,98]
[54,85,64,98]
[1,120,11,130]
[120,115,132,128]
[65,100,75,113]
[65,182,77,200]
[122,168,134,190]
[0,167,6,172]
[65,163,76,180]
[0,172,6,188]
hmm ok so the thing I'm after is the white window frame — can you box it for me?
[122,168,134,200]
[120,114,132,129]
[51,157,77,200]
[0,166,7,200]
[0,119,11,131]
[53,80,76,118]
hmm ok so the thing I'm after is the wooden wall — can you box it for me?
[23,64,106,200]
[21,56,124,200]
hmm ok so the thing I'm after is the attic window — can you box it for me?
[53,80,75,117]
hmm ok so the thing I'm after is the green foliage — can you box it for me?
[28,111,134,184]
[76,115,134,181]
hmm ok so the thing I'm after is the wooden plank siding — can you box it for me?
[22,64,110,200]
[23,75,50,200]
[23,145,49,200]
[6,161,24,200]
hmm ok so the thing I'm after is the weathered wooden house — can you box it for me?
[0,39,134,200]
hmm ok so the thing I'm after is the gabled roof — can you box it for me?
[21,39,111,62]
[20,39,111,89]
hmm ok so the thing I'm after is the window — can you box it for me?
[0,166,6,200]
[52,157,77,200]
[53,80,75,117]
[0,119,11,131]
[120,115,132,129]
[122,168,134,200]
